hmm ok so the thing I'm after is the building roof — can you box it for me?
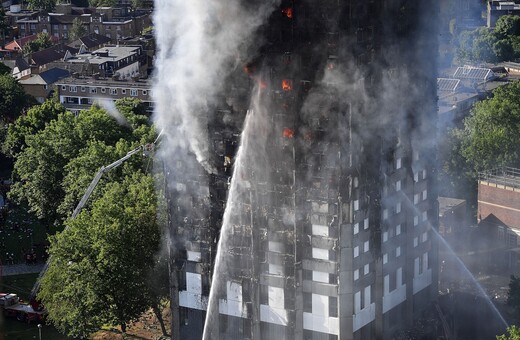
[479,167,520,190]
[437,78,460,92]
[68,33,111,50]
[30,45,79,66]
[48,14,92,25]
[453,66,495,81]
[13,56,30,72]
[65,45,140,65]
[438,197,466,216]
[19,68,70,85]
[4,34,38,51]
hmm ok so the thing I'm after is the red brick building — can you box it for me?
[478,167,520,230]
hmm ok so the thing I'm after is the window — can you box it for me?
[363,264,369,275]
[142,90,148,95]
[396,246,401,257]
[354,246,359,258]
[354,200,359,211]
[354,177,359,188]
[396,180,401,191]
[354,269,359,280]
[81,86,86,92]
[121,89,126,94]
[61,85,66,90]
[364,218,369,230]
[101,88,106,93]
[110,88,118,95]
[396,224,401,235]
[396,158,402,169]
[423,169,427,179]
[422,231,428,242]
[383,209,388,220]
[396,267,403,287]
[130,89,138,96]
[414,193,420,204]
[422,211,427,221]
[353,223,359,235]
[396,202,401,214]
[422,190,427,200]
[363,241,369,253]
[414,216,419,226]
[383,231,388,243]
[90,87,97,94]
[414,171,419,182]
[383,253,388,264]
[414,237,418,247]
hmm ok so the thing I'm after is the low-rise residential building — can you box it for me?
[14,4,151,43]
[18,67,69,103]
[67,33,111,51]
[488,0,520,27]
[56,75,152,115]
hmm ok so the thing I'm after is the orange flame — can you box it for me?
[282,79,292,91]
[282,7,293,18]
[283,127,294,138]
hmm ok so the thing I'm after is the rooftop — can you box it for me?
[65,45,141,65]
[453,66,495,81]
[437,78,460,92]
[479,167,520,191]
[56,76,151,89]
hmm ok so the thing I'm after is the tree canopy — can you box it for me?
[457,16,520,63]
[8,98,155,223]
[70,18,87,42]
[89,0,116,7]
[27,0,56,12]
[38,173,164,337]
[446,81,520,177]
[0,74,33,123]
[23,33,53,55]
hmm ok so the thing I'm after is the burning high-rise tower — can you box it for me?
[154,0,438,339]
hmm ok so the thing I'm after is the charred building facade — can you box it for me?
[163,1,438,339]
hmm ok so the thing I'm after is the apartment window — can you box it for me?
[61,85,66,90]
[422,190,427,200]
[354,246,359,258]
[81,86,86,92]
[121,89,126,94]
[397,267,403,287]
[363,264,369,275]
[396,246,401,257]
[414,171,419,182]
[414,237,418,247]
[142,90,148,95]
[52,24,59,31]
[383,209,388,220]
[396,224,401,235]
[354,291,361,313]
[423,169,427,179]
[396,180,401,191]
[63,25,68,30]
[354,177,359,188]
[414,216,419,226]
[354,269,359,280]
[110,88,118,95]
[422,211,427,221]
[353,223,359,235]
[354,200,359,211]
[414,193,420,205]
[395,202,401,214]
[364,218,369,230]
[363,241,369,253]
[396,158,402,169]
[63,32,68,39]
[90,87,97,94]
[383,253,388,264]
[101,88,106,93]
[383,231,388,243]
[384,274,390,294]
[422,231,428,242]
[130,89,138,96]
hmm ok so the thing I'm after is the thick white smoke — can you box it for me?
[95,98,130,127]
[152,0,280,173]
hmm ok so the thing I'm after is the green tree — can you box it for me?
[2,99,66,157]
[9,100,153,223]
[508,275,520,321]
[0,62,11,75]
[88,0,116,7]
[69,17,86,42]
[38,173,162,337]
[27,0,56,11]
[495,15,520,38]
[0,74,32,123]
[498,325,520,340]
[0,6,9,49]
[23,32,53,55]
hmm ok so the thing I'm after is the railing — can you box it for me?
[479,167,520,191]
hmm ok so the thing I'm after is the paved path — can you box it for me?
[1,264,44,276]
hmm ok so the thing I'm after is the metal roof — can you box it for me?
[437,78,460,92]
[453,66,494,81]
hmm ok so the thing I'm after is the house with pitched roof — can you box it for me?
[18,67,70,103]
